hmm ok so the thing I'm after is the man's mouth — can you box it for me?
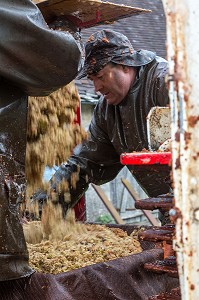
[104,92,110,98]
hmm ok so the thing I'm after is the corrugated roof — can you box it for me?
[76,0,166,102]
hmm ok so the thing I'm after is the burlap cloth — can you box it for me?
[0,246,179,300]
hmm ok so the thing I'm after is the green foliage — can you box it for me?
[95,214,115,224]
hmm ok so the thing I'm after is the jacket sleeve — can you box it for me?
[52,100,123,206]
[151,57,169,107]
[0,0,83,96]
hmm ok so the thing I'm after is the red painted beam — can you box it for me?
[120,152,172,165]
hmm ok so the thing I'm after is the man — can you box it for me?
[39,29,171,215]
[0,0,83,281]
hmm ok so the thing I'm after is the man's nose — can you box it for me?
[93,78,103,93]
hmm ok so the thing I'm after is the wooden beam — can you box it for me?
[35,0,151,28]
[91,184,124,224]
[121,178,159,226]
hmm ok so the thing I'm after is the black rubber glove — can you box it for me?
[31,163,84,218]
[49,16,82,43]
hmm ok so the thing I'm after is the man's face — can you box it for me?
[88,63,137,105]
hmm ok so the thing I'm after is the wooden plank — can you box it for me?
[34,0,151,28]
[91,183,124,224]
[120,186,129,213]
[121,178,159,226]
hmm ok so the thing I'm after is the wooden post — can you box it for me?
[121,179,159,227]
[91,184,125,225]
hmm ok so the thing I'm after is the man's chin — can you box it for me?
[106,99,120,106]
[105,96,115,105]
[106,99,114,105]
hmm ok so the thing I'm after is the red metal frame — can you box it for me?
[120,152,172,165]
[73,101,86,222]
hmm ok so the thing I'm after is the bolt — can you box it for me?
[169,208,177,216]
[194,208,199,221]
[190,177,197,187]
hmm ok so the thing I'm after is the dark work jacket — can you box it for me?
[0,0,82,97]
[0,0,82,162]
[0,0,82,281]
[53,56,171,208]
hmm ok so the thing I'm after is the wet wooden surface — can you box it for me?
[34,0,151,27]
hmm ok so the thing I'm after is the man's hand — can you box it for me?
[48,16,83,59]
[49,16,81,40]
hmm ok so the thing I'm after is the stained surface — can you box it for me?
[35,0,151,27]
[0,247,179,300]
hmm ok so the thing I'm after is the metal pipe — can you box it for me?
[163,0,199,298]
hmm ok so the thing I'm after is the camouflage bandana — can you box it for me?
[77,29,156,79]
